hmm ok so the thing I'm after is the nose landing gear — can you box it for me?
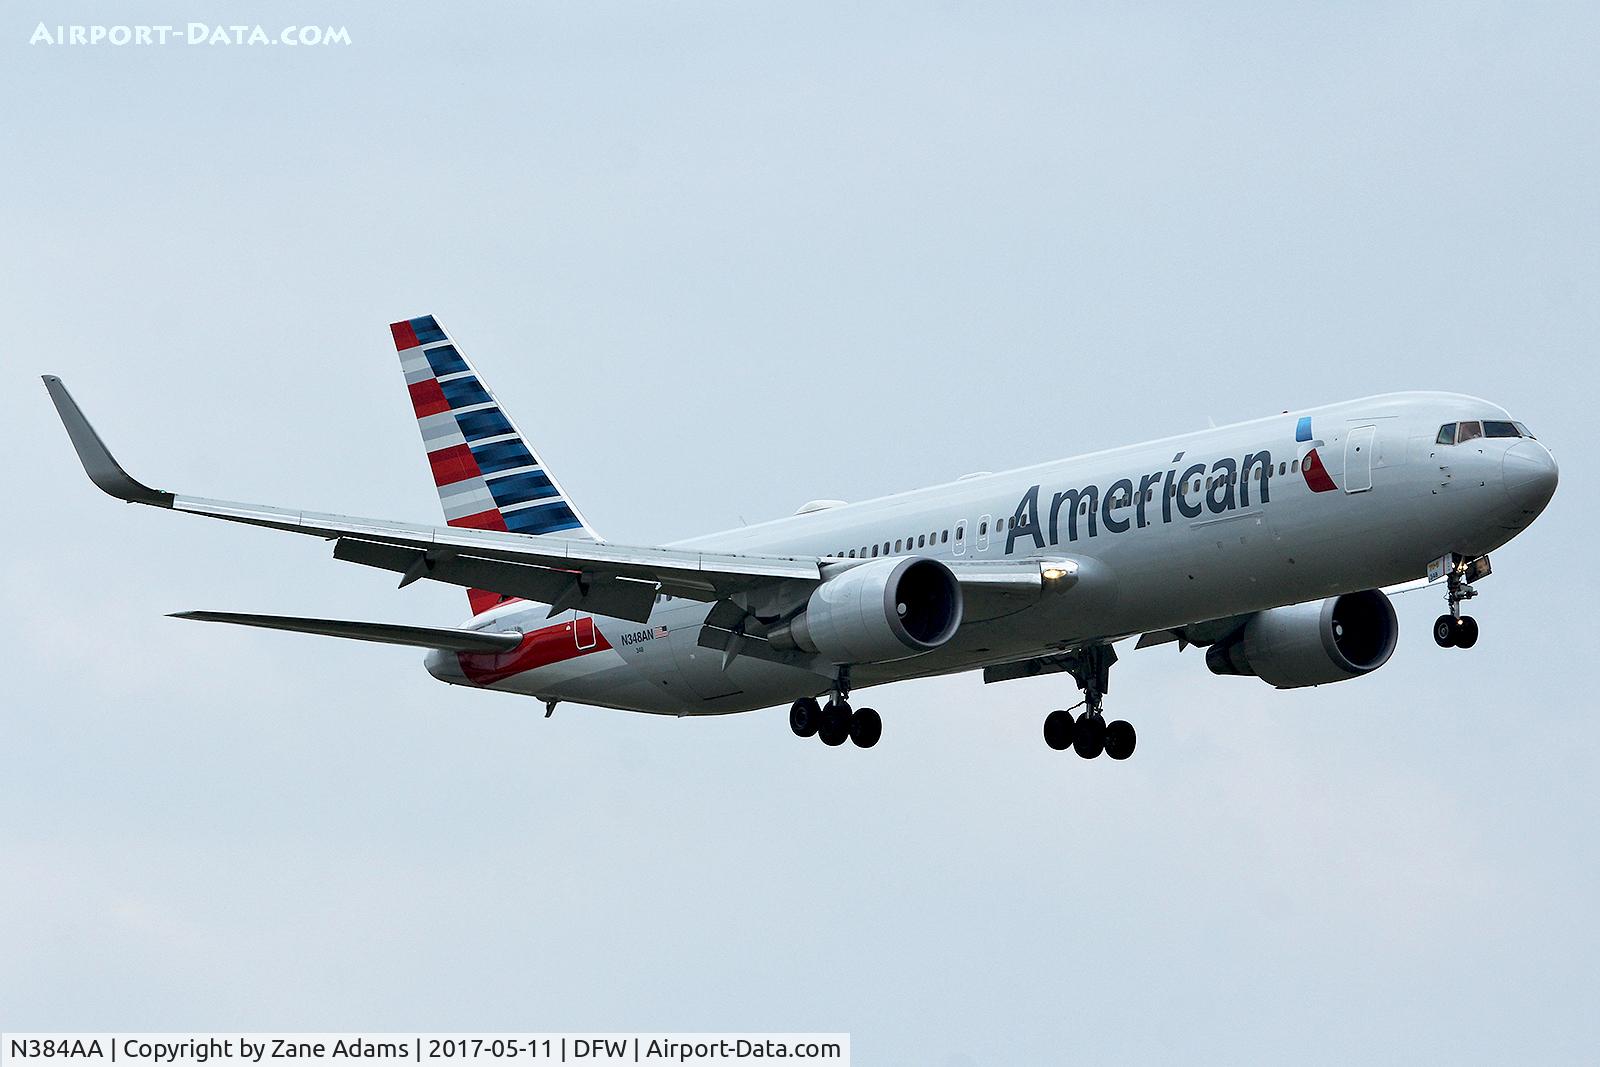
[1433,556,1487,649]
[1040,644,1137,760]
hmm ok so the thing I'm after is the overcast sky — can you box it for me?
[2,2,1596,1061]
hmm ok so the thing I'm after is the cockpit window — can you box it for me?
[1439,419,1534,445]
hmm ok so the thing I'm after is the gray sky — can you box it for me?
[2,2,1596,1061]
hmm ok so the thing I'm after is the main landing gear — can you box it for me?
[1041,644,1137,760]
[789,669,881,749]
[1433,561,1482,650]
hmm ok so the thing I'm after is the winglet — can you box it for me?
[41,375,174,507]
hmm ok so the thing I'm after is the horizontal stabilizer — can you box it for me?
[170,611,523,652]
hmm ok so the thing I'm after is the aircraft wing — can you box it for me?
[46,376,1062,626]
[45,376,822,622]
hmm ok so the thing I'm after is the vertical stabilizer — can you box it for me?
[390,314,600,614]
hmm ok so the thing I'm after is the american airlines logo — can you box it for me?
[1295,416,1339,493]
[1004,419,1337,553]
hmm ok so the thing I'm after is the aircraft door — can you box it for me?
[953,520,967,556]
[573,613,597,649]
[976,514,992,553]
[1345,425,1376,493]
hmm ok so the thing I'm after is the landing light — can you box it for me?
[1041,565,1071,581]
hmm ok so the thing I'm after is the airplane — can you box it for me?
[43,315,1558,759]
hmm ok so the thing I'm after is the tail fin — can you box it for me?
[391,314,600,614]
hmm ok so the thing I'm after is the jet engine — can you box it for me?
[767,556,963,665]
[1205,589,1398,689]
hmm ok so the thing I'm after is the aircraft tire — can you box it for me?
[789,698,821,738]
[1104,719,1137,760]
[1433,615,1456,648]
[1455,616,1479,649]
[1043,709,1074,751]
[819,700,852,746]
[1073,712,1106,759]
[849,707,882,748]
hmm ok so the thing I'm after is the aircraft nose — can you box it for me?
[1502,440,1558,515]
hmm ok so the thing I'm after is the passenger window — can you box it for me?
[871,545,879,557]
[1484,420,1519,438]
[956,525,964,540]
[1291,460,1299,473]
[883,542,890,555]
[1278,462,1286,475]
[1436,423,1457,445]
[979,522,987,535]
[1457,421,1483,443]
[895,539,903,552]
[918,534,926,548]
[847,549,856,558]
[941,530,949,544]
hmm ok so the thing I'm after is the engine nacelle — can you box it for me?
[1205,589,1398,689]
[768,556,963,665]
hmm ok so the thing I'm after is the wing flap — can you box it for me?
[333,537,661,623]
[164,492,820,597]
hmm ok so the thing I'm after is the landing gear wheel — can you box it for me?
[1043,709,1075,751]
[1433,615,1457,648]
[1454,615,1479,649]
[849,707,882,748]
[819,699,852,747]
[1072,712,1106,759]
[789,698,821,738]
[1104,720,1137,760]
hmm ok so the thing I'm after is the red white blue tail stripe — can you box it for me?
[392,314,599,611]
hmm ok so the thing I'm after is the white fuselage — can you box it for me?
[425,392,1557,715]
